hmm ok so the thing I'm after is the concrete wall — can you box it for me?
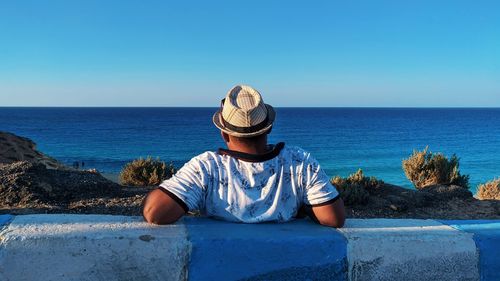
[0,215,498,281]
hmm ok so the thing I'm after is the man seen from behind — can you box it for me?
[143,85,345,227]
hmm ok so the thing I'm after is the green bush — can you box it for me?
[331,169,384,205]
[119,157,176,186]
[476,178,500,200]
[402,147,469,190]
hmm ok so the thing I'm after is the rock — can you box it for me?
[423,184,473,200]
[0,161,122,206]
[386,195,409,211]
[0,131,67,169]
[389,204,399,211]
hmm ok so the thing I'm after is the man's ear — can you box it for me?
[221,131,230,143]
[266,126,273,135]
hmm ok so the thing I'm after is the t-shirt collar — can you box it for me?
[218,142,285,162]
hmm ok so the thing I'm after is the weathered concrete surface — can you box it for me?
[185,217,347,281]
[442,220,500,281]
[339,219,479,281]
[0,214,190,281]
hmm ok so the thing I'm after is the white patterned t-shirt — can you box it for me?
[159,143,339,223]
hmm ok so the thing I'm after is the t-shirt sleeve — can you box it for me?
[302,154,340,206]
[159,157,206,211]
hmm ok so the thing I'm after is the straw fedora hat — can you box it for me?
[213,85,276,138]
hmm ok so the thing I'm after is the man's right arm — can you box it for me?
[305,197,346,228]
[301,151,346,228]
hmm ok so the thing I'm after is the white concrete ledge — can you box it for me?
[0,215,189,281]
[1,215,499,281]
[340,219,478,281]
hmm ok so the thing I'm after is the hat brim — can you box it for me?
[212,104,276,138]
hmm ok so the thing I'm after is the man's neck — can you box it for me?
[228,145,269,154]
[218,142,284,163]
[226,142,269,155]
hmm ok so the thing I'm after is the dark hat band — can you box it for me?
[221,114,270,134]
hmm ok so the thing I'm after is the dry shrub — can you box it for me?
[476,178,500,200]
[331,169,384,205]
[402,147,469,190]
[119,157,176,186]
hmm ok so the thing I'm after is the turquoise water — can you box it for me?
[1,107,499,191]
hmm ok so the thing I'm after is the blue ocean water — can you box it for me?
[1,107,499,191]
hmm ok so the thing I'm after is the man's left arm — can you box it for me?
[143,157,206,224]
[143,188,187,224]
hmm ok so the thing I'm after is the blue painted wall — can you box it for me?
[185,217,347,281]
[0,215,13,229]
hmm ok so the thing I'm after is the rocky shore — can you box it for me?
[0,161,147,215]
[0,131,67,169]
[343,182,499,219]
[0,131,148,215]
[0,131,499,219]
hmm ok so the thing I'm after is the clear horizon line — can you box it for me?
[1,106,500,109]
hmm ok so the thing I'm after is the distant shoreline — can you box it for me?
[101,173,120,184]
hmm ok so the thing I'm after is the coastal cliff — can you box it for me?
[0,132,140,214]
[0,131,66,169]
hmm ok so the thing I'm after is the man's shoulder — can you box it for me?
[191,151,218,162]
[188,151,221,165]
[281,145,313,162]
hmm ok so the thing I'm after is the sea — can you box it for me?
[1,107,499,192]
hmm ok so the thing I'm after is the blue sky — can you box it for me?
[0,0,499,107]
